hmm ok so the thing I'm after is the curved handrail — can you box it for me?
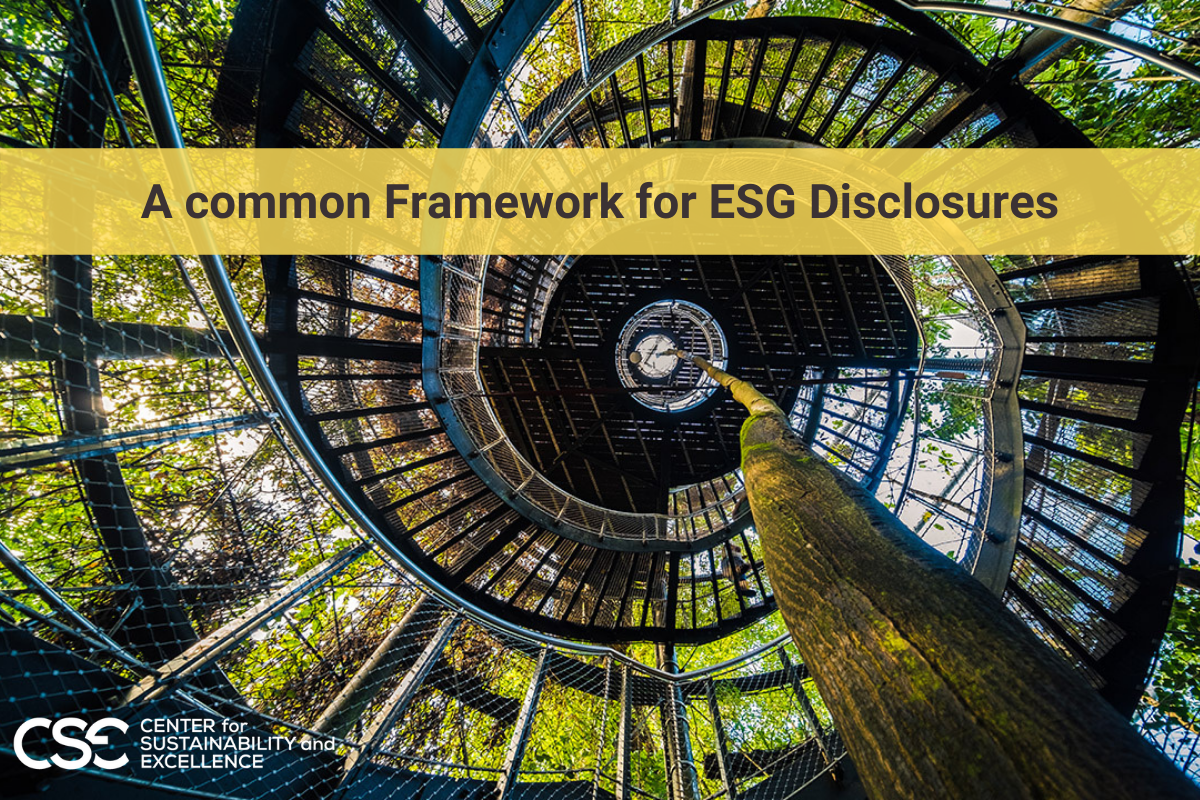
[107,0,784,685]
[901,1,1200,84]
[110,0,1200,683]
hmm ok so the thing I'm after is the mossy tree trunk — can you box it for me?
[681,352,1199,799]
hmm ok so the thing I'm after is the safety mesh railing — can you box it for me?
[881,255,1011,573]
[991,254,1187,704]
[2,507,832,800]
[0,251,821,800]
[6,0,1200,790]
[0,12,823,796]
[429,12,1018,551]
[0,7,764,797]
[682,642,847,800]
[482,0,919,150]
[435,249,1008,555]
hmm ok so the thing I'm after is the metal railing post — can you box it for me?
[342,612,462,782]
[592,656,614,800]
[616,664,633,800]
[573,0,592,83]
[659,644,699,800]
[498,647,550,800]
[705,679,737,800]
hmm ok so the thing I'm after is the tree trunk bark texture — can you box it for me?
[741,410,1198,799]
[676,353,1197,799]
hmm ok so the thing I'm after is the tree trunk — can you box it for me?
[681,352,1199,799]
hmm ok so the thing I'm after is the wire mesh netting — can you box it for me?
[3,0,1200,793]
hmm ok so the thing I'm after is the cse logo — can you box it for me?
[14,717,130,770]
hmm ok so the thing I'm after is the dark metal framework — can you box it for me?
[0,1,1198,798]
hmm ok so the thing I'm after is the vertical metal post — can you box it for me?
[777,648,831,765]
[125,542,368,704]
[343,612,462,781]
[108,0,187,150]
[705,679,737,800]
[573,0,592,84]
[658,644,699,800]
[498,647,551,800]
[615,664,632,800]
[592,656,613,800]
[312,595,432,739]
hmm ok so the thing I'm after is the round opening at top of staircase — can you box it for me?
[616,300,727,412]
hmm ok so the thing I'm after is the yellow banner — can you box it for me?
[1,148,1197,255]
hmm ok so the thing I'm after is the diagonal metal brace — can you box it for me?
[124,541,368,705]
[342,612,462,782]
[497,647,551,800]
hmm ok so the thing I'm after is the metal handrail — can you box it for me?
[106,0,786,685]
[105,0,1200,683]
[901,1,1200,84]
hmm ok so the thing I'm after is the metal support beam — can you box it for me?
[262,333,421,362]
[0,315,235,362]
[371,0,470,102]
[497,647,551,800]
[342,612,461,781]
[704,679,737,800]
[659,644,699,800]
[574,0,592,83]
[124,542,368,705]
[0,414,266,472]
[615,664,633,800]
[777,648,831,766]
[950,256,1026,596]
[108,0,790,678]
[591,658,614,800]
[311,595,433,739]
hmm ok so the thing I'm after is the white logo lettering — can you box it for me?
[13,717,130,771]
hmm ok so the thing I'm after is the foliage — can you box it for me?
[1,0,1199,791]
[1139,577,1200,782]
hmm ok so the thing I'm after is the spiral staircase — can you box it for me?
[1,0,1198,797]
